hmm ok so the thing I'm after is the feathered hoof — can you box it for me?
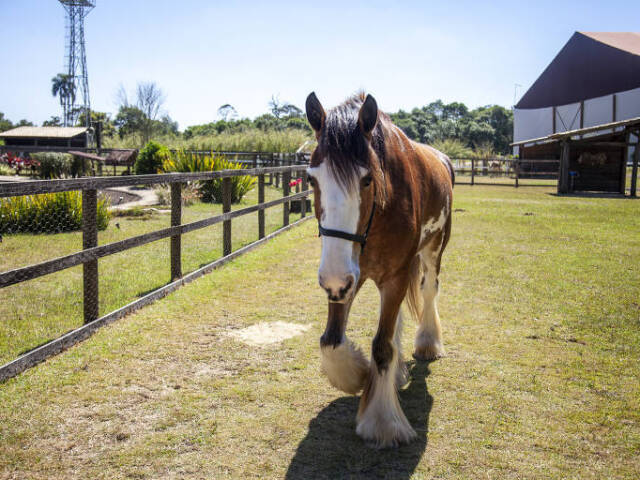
[356,415,417,449]
[413,338,445,362]
[412,347,446,362]
[320,339,369,394]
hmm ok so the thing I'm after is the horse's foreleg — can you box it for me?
[414,227,448,361]
[320,298,368,394]
[356,277,416,448]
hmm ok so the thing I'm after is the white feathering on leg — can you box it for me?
[320,337,369,394]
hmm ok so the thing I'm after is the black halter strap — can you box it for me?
[318,194,376,252]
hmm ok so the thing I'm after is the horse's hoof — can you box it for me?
[412,347,445,362]
[356,418,417,449]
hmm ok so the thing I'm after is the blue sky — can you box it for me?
[2,0,639,129]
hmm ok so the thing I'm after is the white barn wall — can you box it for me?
[513,107,552,143]
[514,87,640,153]
[584,94,613,127]
[616,87,640,120]
[555,103,581,132]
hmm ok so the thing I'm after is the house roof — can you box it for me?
[0,126,88,139]
[516,32,640,110]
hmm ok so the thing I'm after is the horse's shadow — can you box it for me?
[285,361,433,480]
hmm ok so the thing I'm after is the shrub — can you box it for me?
[431,138,473,159]
[70,155,91,177]
[134,141,171,175]
[0,191,110,234]
[163,151,256,203]
[31,152,73,179]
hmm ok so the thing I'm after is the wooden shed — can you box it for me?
[513,117,640,196]
[0,126,89,149]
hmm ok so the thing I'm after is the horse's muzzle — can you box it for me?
[319,274,355,303]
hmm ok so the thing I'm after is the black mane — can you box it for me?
[316,94,386,191]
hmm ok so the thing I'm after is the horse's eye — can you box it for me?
[362,175,372,187]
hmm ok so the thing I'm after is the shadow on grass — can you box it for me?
[285,360,433,480]
[547,192,637,199]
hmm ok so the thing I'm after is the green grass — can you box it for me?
[0,185,639,479]
[0,183,307,365]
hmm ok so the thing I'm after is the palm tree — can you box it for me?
[51,73,76,126]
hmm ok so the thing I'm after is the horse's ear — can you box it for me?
[358,94,378,136]
[305,92,325,133]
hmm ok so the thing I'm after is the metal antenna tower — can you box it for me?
[58,0,95,127]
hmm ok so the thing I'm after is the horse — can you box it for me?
[305,92,454,448]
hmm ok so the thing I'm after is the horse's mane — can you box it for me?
[315,92,388,203]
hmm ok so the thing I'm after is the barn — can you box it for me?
[513,32,640,195]
[0,126,89,150]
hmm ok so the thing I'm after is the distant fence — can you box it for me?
[0,165,311,381]
[450,157,559,187]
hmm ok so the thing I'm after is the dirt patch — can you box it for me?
[225,321,311,346]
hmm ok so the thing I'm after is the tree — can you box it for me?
[43,116,63,127]
[0,112,12,132]
[76,110,117,138]
[217,104,238,122]
[136,82,166,144]
[114,105,147,140]
[51,73,76,126]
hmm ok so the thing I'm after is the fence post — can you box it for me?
[515,159,519,188]
[631,139,639,197]
[170,183,182,280]
[258,174,265,238]
[300,170,308,218]
[223,177,232,256]
[82,189,99,323]
[283,170,290,226]
[471,158,475,185]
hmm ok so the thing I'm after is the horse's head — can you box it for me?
[305,92,385,303]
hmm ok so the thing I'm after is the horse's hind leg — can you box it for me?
[414,223,449,361]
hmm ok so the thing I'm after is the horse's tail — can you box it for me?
[404,254,423,324]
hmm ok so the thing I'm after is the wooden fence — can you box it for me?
[450,157,560,187]
[0,165,311,381]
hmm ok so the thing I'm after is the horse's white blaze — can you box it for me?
[308,162,365,295]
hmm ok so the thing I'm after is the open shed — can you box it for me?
[513,117,640,196]
[0,126,89,149]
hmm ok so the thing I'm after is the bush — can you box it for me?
[31,153,73,179]
[162,151,256,203]
[431,138,473,159]
[70,155,91,177]
[134,141,171,175]
[0,191,110,234]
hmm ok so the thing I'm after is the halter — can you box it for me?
[318,193,376,253]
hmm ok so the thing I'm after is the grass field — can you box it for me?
[0,185,639,479]
[0,183,306,365]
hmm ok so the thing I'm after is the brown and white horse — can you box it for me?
[305,92,454,448]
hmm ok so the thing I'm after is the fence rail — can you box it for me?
[449,157,559,187]
[0,165,311,381]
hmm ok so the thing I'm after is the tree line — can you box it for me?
[2,78,513,154]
